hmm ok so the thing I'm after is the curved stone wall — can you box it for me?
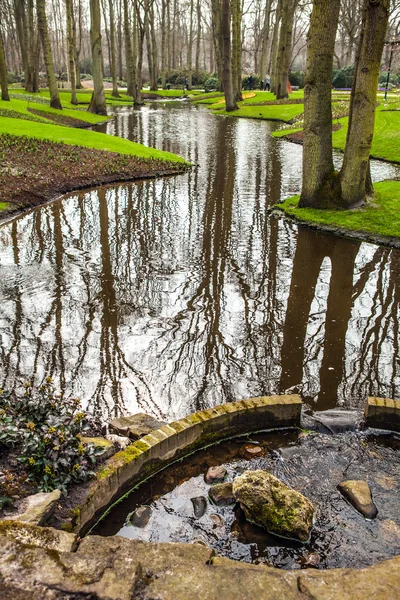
[71,395,302,535]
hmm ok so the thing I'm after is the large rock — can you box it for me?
[232,470,314,542]
[0,520,77,552]
[109,413,166,440]
[338,480,378,519]
[6,490,61,526]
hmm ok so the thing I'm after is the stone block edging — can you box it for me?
[365,397,400,432]
[71,395,302,535]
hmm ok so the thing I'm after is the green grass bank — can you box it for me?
[275,181,400,247]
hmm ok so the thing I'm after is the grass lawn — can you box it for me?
[214,102,304,122]
[277,181,400,240]
[1,98,110,125]
[0,116,185,163]
[273,109,400,164]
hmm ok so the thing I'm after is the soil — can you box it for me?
[0,133,189,223]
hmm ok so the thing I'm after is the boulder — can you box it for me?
[6,490,61,526]
[338,480,378,519]
[0,520,77,552]
[81,436,115,459]
[232,470,314,542]
[109,413,166,440]
[209,483,235,506]
[191,496,208,518]
[205,466,227,484]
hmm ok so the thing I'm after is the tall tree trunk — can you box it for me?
[195,0,201,82]
[36,0,62,109]
[211,0,224,92]
[124,0,134,96]
[221,0,237,111]
[66,0,78,105]
[72,0,82,88]
[231,0,242,102]
[161,0,167,88]
[14,0,32,91]
[260,0,272,83]
[187,0,194,89]
[108,0,120,96]
[275,0,297,100]
[299,0,341,208]
[339,0,390,207]
[88,0,107,114]
[270,0,282,94]
[0,32,10,101]
[27,0,39,92]
[135,0,144,105]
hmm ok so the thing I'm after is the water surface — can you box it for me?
[0,104,399,419]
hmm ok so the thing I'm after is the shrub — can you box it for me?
[332,65,355,89]
[242,75,262,90]
[0,380,102,494]
[204,76,219,91]
[289,71,305,88]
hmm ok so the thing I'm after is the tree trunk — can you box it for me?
[0,32,10,101]
[299,0,341,208]
[161,0,167,88]
[211,0,224,92]
[14,0,32,91]
[231,0,243,102]
[36,0,62,109]
[124,0,134,96]
[339,0,390,207]
[73,0,82,88]
[221,0,238,111]
[195,0,201,82]
[135,0,144,105]
[108,0,120,96]
[260,0,272,84]
[88,0,107,114]
[275,0,297,100]
[27,0,39,92]
[65,0,78,105]
[187,0,194,89]
[270,0,282,94]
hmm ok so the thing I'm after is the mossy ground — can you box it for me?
[277,181,400,241]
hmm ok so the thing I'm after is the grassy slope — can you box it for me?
[214,102,304,122]
[1,98,109,124]
[277,181,400,239]
[0,116,185,163]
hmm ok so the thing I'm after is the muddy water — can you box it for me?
[0,103,400,419]
[93,430,400,570]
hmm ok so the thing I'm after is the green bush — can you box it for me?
[0,380,102,494]
[204,76,219,91]
[289,71,305,88]
[242,74,261,90]
[379,71,400,86]
[332,65,355,89]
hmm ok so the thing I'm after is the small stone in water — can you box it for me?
[302,552,320,567]
[210,514,224,528]
[338,480,378,519]
[205,465,227,484]
[130,505,152,528]
[209,482,235,506]
[239,445,264,460]
[191,496,207,518]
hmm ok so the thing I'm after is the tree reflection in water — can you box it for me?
[0,108,399,419]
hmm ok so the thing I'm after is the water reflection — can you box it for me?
[0,105,399,418]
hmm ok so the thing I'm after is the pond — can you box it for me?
[0,103,399,420]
